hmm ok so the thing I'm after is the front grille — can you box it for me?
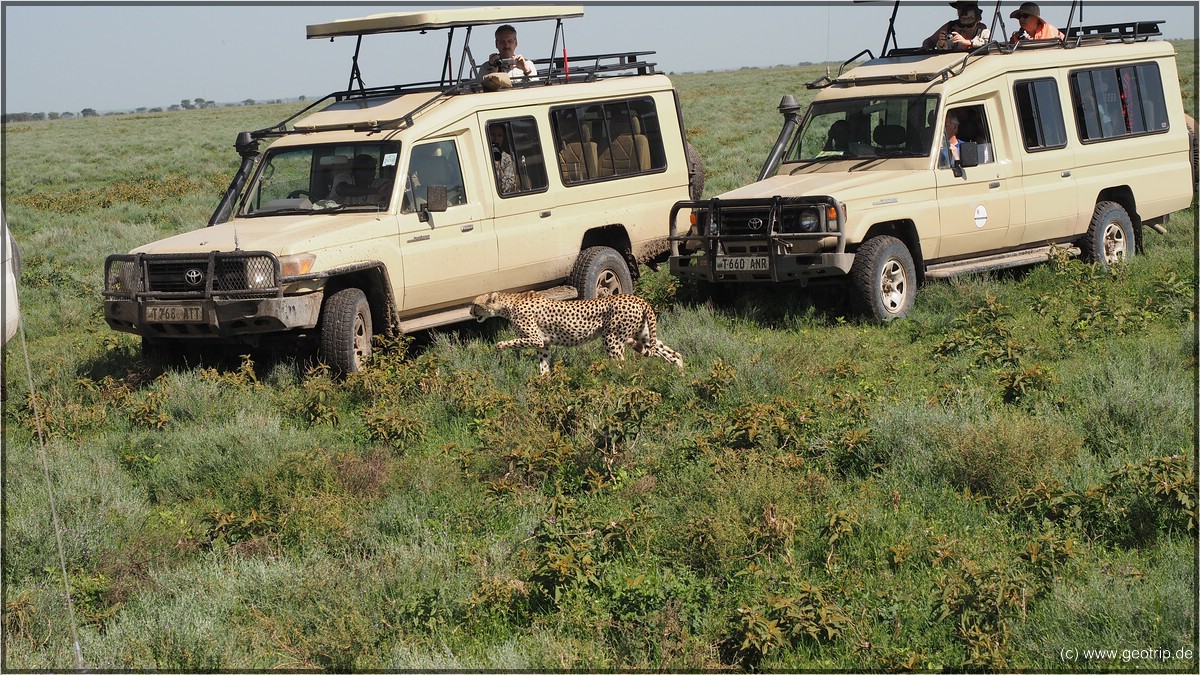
[715,205,824,236]
[104,251,281,298]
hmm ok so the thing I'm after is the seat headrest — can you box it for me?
[873,124,906,146]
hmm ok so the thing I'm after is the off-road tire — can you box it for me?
[319,287,372,375]
[686,141,706,201]
[569,246,633,298]
[1078,201,1135,266]
[849,235,916,322]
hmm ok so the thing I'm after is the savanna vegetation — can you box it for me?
[2,44,1196,672]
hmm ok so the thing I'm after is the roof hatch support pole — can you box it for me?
[549,19,566,81]
[456,26,477,83]
[441,27,456,87]
[881,0,900,57]
[1063,0,1082,46]
[347,35,366,93]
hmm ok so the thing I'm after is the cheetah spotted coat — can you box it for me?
[470,291,685,375]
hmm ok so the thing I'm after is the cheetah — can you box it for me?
[470,291,685,375]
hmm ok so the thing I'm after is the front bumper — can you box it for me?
[102,250,323,339]
[667,196,853,283]
[104,294,324,339]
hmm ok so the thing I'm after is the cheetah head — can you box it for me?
[469,291,505,322]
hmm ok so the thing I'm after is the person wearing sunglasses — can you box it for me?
[1008,2,1064,43]
[922,2,991,51]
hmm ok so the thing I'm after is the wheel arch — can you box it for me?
[1092,186,1141,250]
[580,224,637,280]
[320,264,398,337]
[856,220,925,283]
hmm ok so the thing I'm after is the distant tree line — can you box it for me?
[2,95,307,124]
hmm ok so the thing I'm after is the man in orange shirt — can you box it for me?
[1009,2,1064,43]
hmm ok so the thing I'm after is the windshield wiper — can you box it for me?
[787,156,852,174]
[243,208,315,218]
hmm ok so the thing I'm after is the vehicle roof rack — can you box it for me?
[1065,20,1163,45]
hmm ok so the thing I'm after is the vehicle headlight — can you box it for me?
[799,210,820,233]
[279,253,316,277]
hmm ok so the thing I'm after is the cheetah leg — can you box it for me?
[652,340,685,369]
[604,334,626,361]
[536,349,552,376]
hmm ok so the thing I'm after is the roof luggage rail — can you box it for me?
[1065,20,1163,46]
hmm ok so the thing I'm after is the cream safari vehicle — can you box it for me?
[668,2,1193,320]
[103,6,702,372]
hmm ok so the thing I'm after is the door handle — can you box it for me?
[460,223,475,232]
[1061,171,1072,178]
[989,181,1001,189]
[540,211,551,218]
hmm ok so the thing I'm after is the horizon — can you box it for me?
[2,1,1197,116]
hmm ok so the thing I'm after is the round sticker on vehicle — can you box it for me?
[974,204,988,228]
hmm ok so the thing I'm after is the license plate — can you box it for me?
[144,304,204,323]
[715,256,769,272]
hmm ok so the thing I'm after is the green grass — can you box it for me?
[2,52,1197,671]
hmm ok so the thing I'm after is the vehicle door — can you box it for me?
[398,137,497,311]
[934,102,1016,258]
[1007,74,1077,245]
[479,112,562,289]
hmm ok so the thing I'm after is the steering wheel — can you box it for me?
[287,190,311,199]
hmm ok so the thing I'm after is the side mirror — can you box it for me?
[958,141,980,168]
[418,184,449,225]
[950,141,979,178]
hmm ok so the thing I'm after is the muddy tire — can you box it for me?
[569,246,633,298]
[1078,201,1135,266]
[849,235,916,322]
[318,287,372,375]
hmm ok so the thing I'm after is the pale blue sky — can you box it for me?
[2,1,1196,114]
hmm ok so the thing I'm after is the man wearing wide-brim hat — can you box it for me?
[922,2,991,51]
[1009,2,1064,43]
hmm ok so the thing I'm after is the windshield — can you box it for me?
[786,95,939,162]
[242,142,401,216]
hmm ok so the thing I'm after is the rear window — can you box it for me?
[1070,63,1169,142]
[550,97,667,185]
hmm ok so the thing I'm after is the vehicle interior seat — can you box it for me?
[872,123,907,148]
[558,123,598,182]
[598,115,650,176]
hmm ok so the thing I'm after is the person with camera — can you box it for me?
[481,24,537,80]
[1008,2,1064,43]
[922,2,990,51]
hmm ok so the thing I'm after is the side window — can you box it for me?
[1014,78,1068,151]
[1071,63,1169,142]
[551,97,667,185]
[937,105,995,169]
[487,117,548,197]
[403,140,467,213]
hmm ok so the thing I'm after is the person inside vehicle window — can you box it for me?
[816,120,849,157]
[923,2,991,51]
[489,123,518,193]
[481,24,537,80]
[332,154,389,205]
[939,112,962,166]
[1009,2,1063,42]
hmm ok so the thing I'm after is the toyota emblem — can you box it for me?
[747,217,764,230]
[184,268,205,286]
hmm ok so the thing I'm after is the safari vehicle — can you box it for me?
[103,5,703,373]
[668,1,1193,321]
